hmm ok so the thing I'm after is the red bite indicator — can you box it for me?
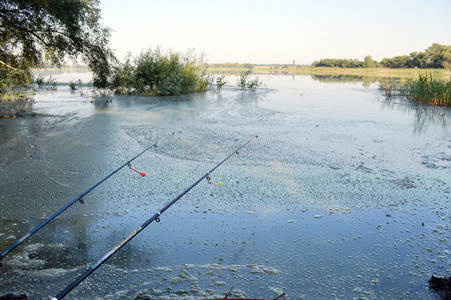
[128,164,146,177]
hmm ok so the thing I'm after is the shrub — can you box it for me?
[69,79,82,91]
[237,70,265,91]
[111,47,209,97]
[213,74,227,92]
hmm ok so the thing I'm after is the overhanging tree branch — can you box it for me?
[0,0,115,89]
[0,60,17,70]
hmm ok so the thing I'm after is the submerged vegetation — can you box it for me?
[111,47,209,96]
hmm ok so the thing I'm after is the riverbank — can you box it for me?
[208,66,451,81]
[33,65,451,81]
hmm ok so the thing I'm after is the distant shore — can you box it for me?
[207,66,451,80]
[34,65,451,81]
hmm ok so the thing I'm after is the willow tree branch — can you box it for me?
[0,60,17,70]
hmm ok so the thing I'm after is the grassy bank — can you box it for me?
[208,66,451,81]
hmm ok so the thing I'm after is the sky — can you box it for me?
[99,0,451,65]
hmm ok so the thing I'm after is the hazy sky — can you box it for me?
[99,0,451,65]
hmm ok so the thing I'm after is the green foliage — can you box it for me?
[35,75,45,88]
[0,0,116,90]
[425,43,451,69]
[381,43,451,69]
[215,75,227,92]
[313,43,451,70]
[34,75,57,90]
[364,55,376,68]
[400,73,451,107]
[312,57,379,68]
[0,68,33,93]
[111,54,136,95]
[237,70,265,91]
[69,79,82,91]
[111,47,209,97]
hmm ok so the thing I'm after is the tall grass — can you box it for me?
[111,47,209,97]
[400,73,451,107]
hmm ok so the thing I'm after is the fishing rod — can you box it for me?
[0,135,171,265]
[51,136,258,300]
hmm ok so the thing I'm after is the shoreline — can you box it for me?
[207,66,451,80]
[31,66,451,81]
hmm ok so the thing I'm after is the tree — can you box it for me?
[364,55,376,68]
[425,43,451,69]
[381,55,412,68]
[0,0,116,88]
[410,51,429,68]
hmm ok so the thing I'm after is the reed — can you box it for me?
[379,81,398,97]
[400,73,451,107]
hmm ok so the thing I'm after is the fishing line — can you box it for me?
[0,133,174,265]
[51,136,257,300]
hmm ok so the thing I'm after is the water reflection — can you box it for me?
[309,74,405,89]
[311,74,377,85]
[0,99,35,119]
[381,97,450,133]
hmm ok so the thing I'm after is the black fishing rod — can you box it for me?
[51,136,257,300]
[0,136,169,265]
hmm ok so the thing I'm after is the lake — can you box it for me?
[0,71,450,299]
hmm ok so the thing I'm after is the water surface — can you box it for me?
[0,72,450,299]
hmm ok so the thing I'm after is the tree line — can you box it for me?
[312,56,379,68]
[313,44,451,69]
[209,63,254,69]
[1,1,450,96]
